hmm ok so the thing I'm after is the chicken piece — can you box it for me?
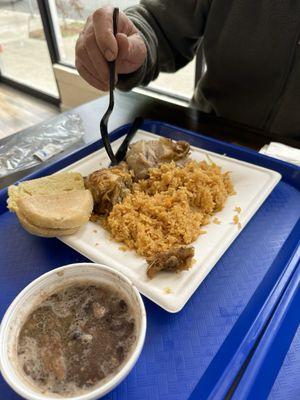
[85,162,132,215]
[146,246,195,279]
[126,138,190,179]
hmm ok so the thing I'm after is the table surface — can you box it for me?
[0,91,299,399]
[1,90,299,190]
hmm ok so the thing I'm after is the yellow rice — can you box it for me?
[106,160,234,258]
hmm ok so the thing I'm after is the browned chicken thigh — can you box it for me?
[146,246,195,279]
[126,138,190,179]
[84,162,132,215]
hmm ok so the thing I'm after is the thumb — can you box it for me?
[116,32,147,74]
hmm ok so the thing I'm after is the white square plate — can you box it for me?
[59,130,281,312]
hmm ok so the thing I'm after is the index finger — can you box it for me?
[92,7,118,61]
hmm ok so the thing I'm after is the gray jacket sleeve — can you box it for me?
[117,0,210,91]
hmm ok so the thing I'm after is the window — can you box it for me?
[0,0,58,97]
[148,60,195,101]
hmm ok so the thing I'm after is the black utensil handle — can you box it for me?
[114,117,144,164]
[108,7,119,93]
[99,7,119,165]
[112,7,119,36]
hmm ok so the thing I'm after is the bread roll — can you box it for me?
[15,190,93,230]
[17,212,81,237]
[8,172,84,212]
[7,172,93,237]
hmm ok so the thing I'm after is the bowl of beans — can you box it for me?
[0,263,147,400]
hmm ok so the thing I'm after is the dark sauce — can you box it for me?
[17,283,136,396]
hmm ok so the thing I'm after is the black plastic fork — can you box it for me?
[100,7,119,166]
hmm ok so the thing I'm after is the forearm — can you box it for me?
[117,0,210,91]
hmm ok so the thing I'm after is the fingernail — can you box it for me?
[105,49,114,61]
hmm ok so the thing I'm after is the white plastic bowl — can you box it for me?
[0,263,147,400]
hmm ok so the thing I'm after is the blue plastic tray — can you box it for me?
[0,120,299,400]
[232,249,300,400]
[269,327,300,400]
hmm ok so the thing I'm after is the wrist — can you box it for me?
[117,58,147,91]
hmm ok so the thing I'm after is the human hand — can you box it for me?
[75,6,147,91]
